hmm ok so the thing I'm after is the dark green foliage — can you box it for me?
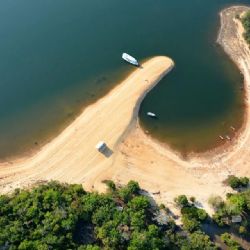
[226,175,249,189]
[181,215,201,232]
[126,180,140,194]
[118,180,140,203]
[220,233,241,250]
[0,181,217,250]
[102,180,116,192]
[0,181,86,249]
[211,188,250,243]
[242,11,250,45]
[179,199,207,233]
[181,206,207,222]
[168,230,217,250]
[188,231,218,250]
[212,209,228,227]
[174,195,189,208]
[128,225,165,250]
[77,245,100,250]
[226,194,246,215]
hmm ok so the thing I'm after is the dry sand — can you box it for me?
[0,6,250,215]
[0,56,176,193]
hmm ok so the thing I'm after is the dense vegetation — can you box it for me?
[242,11,250,45]
[1,176,250,249]
[0,181,218,250]
[209,185,250,234]
[225,175,249,190]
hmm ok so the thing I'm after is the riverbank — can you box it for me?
[87,5,250,213]
[109,6,250,215]
[0,6,250,216]
[211,6,250,164]
[0,56,175,191]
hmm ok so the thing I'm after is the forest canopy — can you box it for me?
[1,176,250,249]
[0,181,219,250]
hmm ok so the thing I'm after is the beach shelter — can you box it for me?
[95,141,106,152]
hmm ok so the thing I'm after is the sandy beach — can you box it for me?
[0,56,176,193]
[0,6,250,215]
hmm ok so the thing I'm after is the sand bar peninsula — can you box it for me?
[1,6,250,213]
[0,56,174,192]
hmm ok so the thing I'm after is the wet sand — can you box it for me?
[0,6,250,215]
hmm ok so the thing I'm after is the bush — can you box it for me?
[226,194,246,215]
[127,180,140,194]
[174,195,189,208]
[242,11,250,45]
[220,233,241,250]
[182,215,200,232]
[208,195,224,211]
[189,231,218,250]
[240,177,249,187]
[197,209,207,221]
[238,226,247,235]
[181,206,207,222]
[102,180,116,192]
[225,175,249,189]
[118,181,140,203]
[190,196,196,203]
[212,210,228,227]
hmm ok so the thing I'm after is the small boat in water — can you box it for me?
[122,53,139,66]
[147,112,157,118]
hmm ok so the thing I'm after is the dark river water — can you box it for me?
[0,0,249,159]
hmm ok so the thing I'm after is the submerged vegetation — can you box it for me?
[242,11,250,45]
[0,177,250,249]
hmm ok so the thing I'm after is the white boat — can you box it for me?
[147,112,157,118]
[122,53,139,66]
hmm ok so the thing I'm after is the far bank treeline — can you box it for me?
[241,10,250,45]
[1,177,250,250]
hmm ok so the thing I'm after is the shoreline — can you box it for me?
[94,5,250,213]
[0,56,175,191]
[167,5,250,161]
[209,5,250,162]
[163,5,250,163]
[1,8,248,164]
[0,6,249,215]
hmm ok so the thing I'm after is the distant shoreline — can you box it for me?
[174,5,250,160]
[212,6,250,160]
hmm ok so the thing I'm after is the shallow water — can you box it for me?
[0,0,249,159]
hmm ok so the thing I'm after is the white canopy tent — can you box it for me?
[95,141,107,152]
